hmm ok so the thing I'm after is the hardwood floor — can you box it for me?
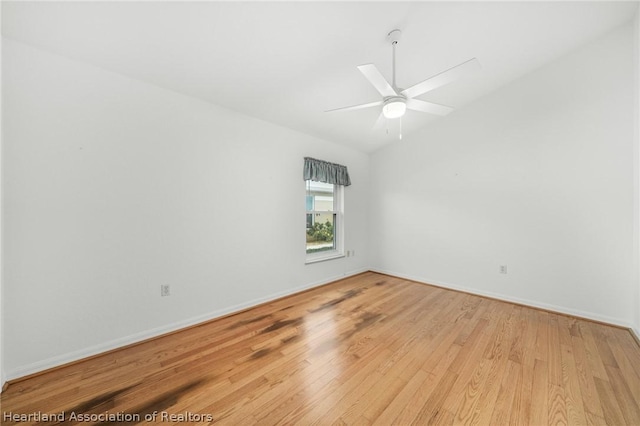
[2,272,640,425]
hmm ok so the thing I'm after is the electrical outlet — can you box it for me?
[161,285,170,297]
[499,265,507,274]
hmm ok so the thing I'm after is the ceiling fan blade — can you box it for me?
[401,58,480,99]
[325,100,383,113]
[373,112,386,131]
[357,64,397,98]
[406,98,454,116]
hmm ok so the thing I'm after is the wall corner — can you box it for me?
[633,7,640,335]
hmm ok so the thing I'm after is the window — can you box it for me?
[303,157,350,263]
[305,180,344,263]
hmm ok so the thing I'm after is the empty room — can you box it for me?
[1,1,640,425]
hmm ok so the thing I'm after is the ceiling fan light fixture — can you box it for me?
[382,98,406,119]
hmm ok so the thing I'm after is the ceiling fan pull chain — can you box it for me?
[399,117,403,140]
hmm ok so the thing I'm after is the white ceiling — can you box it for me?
[2,1,638,153]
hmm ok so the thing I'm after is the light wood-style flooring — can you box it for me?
[2,272,640,425]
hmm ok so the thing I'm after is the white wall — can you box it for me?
[2,38,369,380]
[0,4,5,390]
[634,9,640,338]
[370,24,636,327]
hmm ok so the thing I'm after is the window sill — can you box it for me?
[305,251,345,264]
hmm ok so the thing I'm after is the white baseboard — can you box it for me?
[5,268,368,382]
[371,268,635,330]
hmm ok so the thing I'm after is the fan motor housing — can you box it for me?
[383,95,406,105]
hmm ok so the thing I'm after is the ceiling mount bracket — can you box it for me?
[387,29,402,45]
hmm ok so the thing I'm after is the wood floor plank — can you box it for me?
[571,333,605,419]
[534,310,550,362]
[604,365,640,424]
[547,315,564,388]
[390,350,458,425]
[580,322,610,381]
[341,374,406,424]
[548,383,568,426]
[613,328,640,384]
[411,368,460,425]
[592,327,620,368]
[464,313,516,425]
[560,343,588,425]
[370,369,430,426]
[440,316,500,420]
[278,347,393,425]
[530,359,549,426]
[512,306,538,425]
[2,272,640,426]
[594,376,627,425]
[488,359,521,425]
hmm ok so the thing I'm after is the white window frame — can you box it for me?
[305,181,344,264]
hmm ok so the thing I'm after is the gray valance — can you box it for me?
[303,157,351,186]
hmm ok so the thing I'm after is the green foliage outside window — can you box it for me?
[306,220,334,242]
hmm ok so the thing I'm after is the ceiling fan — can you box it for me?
[326,29,480,138]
